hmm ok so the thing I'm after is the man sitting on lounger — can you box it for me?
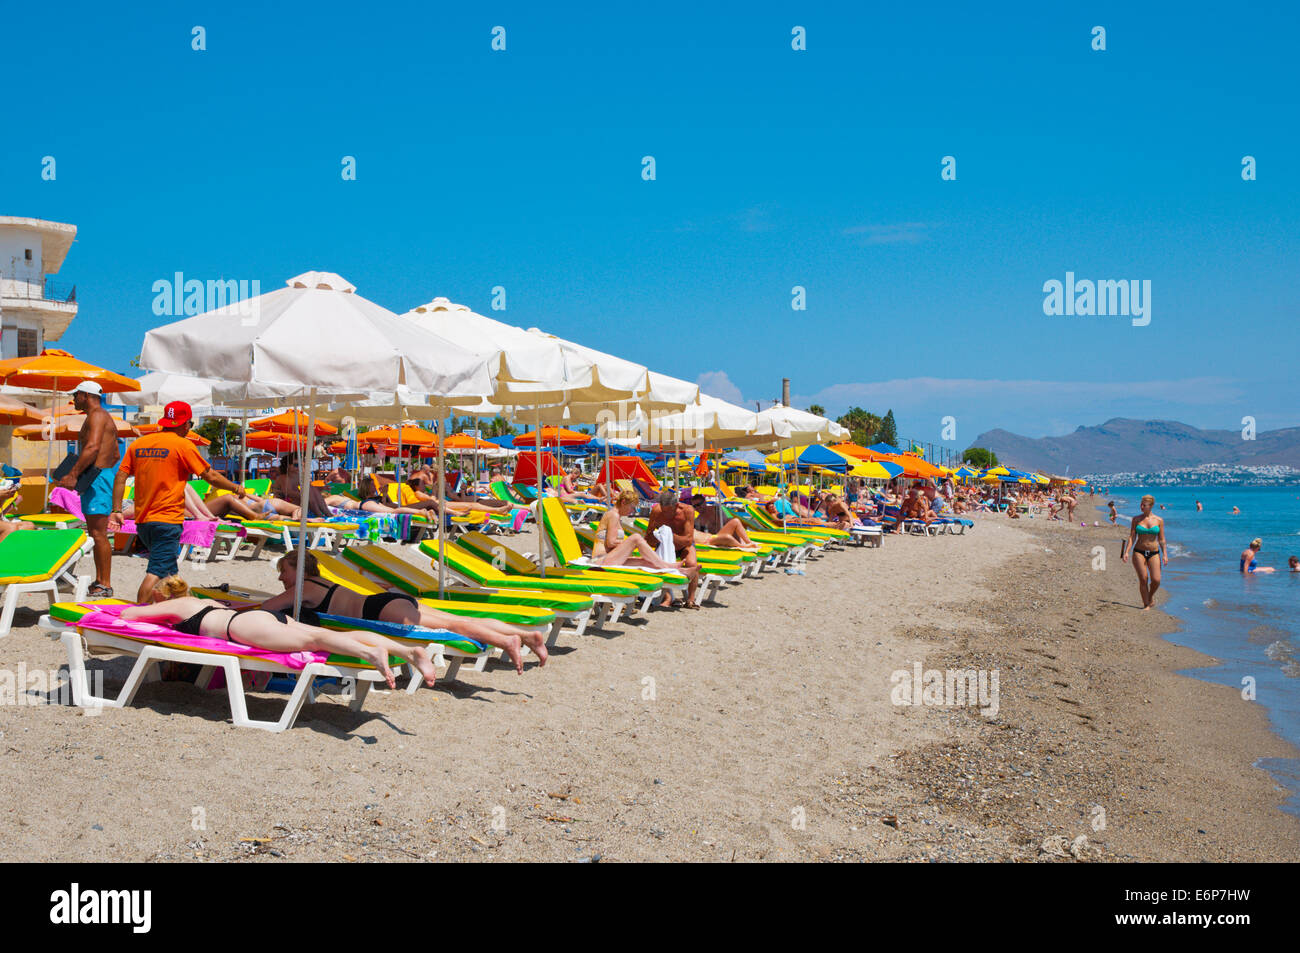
[647,490,701,609]
[823,493,855,531]
[901,488,936,526]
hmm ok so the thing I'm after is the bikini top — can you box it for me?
[1136,523,1161,535]
[301,578,341,613]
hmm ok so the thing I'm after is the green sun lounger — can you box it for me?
[419,537,644,627]
[0,528,93,635]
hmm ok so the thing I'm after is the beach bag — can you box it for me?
[653,525,675,563]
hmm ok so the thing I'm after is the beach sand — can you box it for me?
[0,509,1295,862]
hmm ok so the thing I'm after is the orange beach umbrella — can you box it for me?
[0,349,141,393]
[248,410,338,436]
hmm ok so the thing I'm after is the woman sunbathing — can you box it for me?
[121,576,437,689]
[264,552,546,672]
[688,494,759,550]
[593,490,689,568]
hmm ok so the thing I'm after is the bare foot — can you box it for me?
[363,647,395,688]
[521,630,548,667]
[502,634,525,674]
[410,646,438,687]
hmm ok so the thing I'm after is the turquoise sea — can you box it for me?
[1098,486,1300,815]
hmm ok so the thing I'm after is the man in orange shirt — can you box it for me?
[110,401,248,602]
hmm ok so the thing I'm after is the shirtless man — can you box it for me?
[58,382,121,597]
[647,490,701,608]
[821,492,854,531]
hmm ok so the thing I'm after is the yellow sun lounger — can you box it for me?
[419,537,642,627]
[535,498,689,610]
[339,544,597,643]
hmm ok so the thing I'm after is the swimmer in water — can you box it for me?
[1231,506,1241,515]
[1289,556,1299,572]
[1196,500,1203,512]
[1239,538,1274,574]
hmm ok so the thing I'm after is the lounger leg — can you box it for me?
[444,657,464,680]
[636,593,653,617]
[230,662,320,732]
[349,678,371,711]
[606,601,623,625]
[0,587,19,637]
[547,617,565,646]
[569,609,591,639]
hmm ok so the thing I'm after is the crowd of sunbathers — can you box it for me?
[40,446,988,693]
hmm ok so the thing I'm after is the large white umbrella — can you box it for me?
[144,273,493,403]
[753,404,849,528]
[141,272,499,616]
[405,301,663,582]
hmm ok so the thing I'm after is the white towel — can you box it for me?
[653,525,675,564]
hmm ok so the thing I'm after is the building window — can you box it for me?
[16,328,39,357]
[24,249,32,261]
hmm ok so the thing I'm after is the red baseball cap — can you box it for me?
[161,401,193,428]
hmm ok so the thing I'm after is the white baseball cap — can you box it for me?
[71,381,104,397]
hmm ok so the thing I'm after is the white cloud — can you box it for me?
[696,370,746,406]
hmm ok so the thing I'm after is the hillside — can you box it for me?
[972,418,1300,475]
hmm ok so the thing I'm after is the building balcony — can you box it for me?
[0,276,76,304]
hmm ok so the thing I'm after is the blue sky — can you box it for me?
[5,1,1297,451]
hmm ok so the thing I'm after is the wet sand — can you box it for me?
[0,512,1294,861]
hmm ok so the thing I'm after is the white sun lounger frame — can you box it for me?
[39,615,391,733]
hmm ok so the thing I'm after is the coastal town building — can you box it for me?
[0,215,79,474]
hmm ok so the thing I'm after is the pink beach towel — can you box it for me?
[50,487,226,550]
[77,604,323,669]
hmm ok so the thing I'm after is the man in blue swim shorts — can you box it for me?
[58,381,121,598]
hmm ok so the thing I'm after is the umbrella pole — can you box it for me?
[45,382,58,509]
[437,413,446,598]
[292,389,317,622]
[536,406,546,576]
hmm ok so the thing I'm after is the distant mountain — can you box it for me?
[972,418,1300,475]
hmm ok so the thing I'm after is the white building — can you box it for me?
[0,216,78,359]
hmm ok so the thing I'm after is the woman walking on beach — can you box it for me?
[1122,494,1166,610]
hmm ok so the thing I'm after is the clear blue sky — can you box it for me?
[5,1,1297,451]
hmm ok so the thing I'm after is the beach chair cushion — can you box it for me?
[0,529,89,584]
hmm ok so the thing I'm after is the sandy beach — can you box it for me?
[0,510,1295,862]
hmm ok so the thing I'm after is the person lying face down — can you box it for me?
[120,575,438,689]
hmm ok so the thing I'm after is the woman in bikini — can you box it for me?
[592,490,684,568]
[688,493,760,550]
[1122,494,1167,609]
[121,576,438,689]
[262,552,547,672]
[1238,538,1275,574]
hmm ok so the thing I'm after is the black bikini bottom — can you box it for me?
[362,592,418,621]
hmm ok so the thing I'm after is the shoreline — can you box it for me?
[0,515,1295,861]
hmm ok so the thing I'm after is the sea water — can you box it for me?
[1098,486,1300,815]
